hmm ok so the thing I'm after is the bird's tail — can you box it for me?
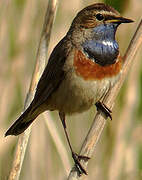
[5,104,40,136]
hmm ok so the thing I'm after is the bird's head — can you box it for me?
[69,3,133,66]
[72,3,133,29]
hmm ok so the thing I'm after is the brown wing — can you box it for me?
[31,36,72,110]
[5,37,72,136]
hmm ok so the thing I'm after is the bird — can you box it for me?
[5,3,133,175]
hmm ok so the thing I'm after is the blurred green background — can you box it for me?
[0,0,142,179]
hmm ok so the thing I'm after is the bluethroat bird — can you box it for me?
[5,3,133,175]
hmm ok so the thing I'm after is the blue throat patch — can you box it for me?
[82,24,119,66]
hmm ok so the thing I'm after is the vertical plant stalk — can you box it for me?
[43,113,72,176]
[108,52,141,180]
[68,20,142,180]
[8,1,58,180]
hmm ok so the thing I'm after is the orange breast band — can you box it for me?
[74,49,122,80]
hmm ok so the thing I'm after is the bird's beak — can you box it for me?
[106,16,134,24]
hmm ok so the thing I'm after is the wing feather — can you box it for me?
[31,36,72,110]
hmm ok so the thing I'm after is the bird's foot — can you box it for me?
[72,152,90,175]
[95,101,112,120]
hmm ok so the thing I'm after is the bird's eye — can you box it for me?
[96,13,104,21]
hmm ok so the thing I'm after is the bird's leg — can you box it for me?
[95,101,112,120]
[59,112,90,175]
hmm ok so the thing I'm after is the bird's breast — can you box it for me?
[73,49,122,80]
[46,48,121,114]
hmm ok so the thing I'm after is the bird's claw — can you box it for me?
[72,152,90,175]
[95,101,112,120]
